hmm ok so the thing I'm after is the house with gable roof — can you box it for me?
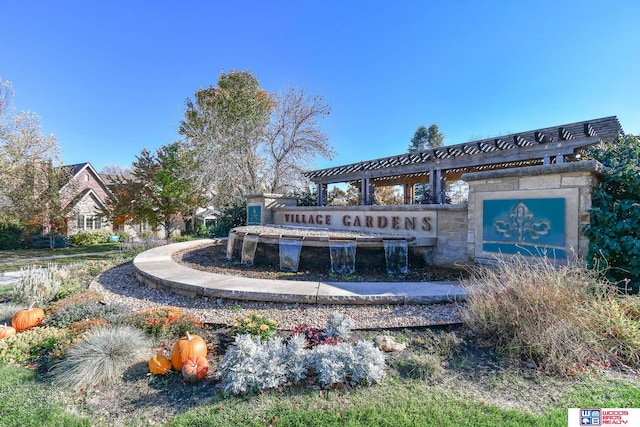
[58,162,113,235]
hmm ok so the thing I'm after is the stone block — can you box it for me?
[561,175,592,187]
[519,174,561,190]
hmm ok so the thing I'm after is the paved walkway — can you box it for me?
[0,271,23,286]
[133,239,468,305]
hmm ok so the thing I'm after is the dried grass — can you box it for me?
[461,255,640,374]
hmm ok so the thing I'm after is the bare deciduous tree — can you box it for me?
[179,71,273,206]
[0,78,61,226]
[100,164,133,180]
[263,88,334,193]
[180,72,335,206]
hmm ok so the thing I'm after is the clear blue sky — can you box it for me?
[1,1,638,173]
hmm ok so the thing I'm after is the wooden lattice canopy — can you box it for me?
[304,116,624,187]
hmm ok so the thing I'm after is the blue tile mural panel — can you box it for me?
[483,198,565,258]
[247,205,262,226]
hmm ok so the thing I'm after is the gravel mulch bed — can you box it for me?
[91,261,464,330]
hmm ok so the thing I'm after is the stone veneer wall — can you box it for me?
[463,161,602,264]
[248,161,601,267]
[430,204,469,266]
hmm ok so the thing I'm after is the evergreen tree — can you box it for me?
[427,124,444,148]
[408,124,444,203]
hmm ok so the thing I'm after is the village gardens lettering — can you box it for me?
[276,210,437,237]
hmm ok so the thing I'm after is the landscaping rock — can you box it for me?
[375,335,407,352]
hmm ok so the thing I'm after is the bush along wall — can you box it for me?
[212,201,247,237]
[30,234,68,249]
[0,222,24,249]
[584,134,640,293]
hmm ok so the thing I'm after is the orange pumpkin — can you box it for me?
[181,355,209,382]
[0,323,17,339]
[171,332,207,371]
[148,354,172,375]
[12,304,45,332]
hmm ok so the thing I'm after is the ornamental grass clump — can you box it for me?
[50,325,153,390]
[0,303,27,324]
[461,254,640,374]
[228,310,277,341]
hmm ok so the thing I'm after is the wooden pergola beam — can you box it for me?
[308,136,601,184]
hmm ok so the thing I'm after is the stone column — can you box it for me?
[245,194,298,226]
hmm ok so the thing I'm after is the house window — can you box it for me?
[76,215,102,231]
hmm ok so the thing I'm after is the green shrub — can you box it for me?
[70,229,112,245]
[0,326,70,365]
[30,234,68,249]
[0,222,23,249]
[128,306,202,338]
[194,224,209,237]
[461,254,640,375]
[49,326,153,390]
[44,301,130,329]
[584,134,640,293]
[211,201,246,237]
[228,310,277,341]
[46,290,104,315]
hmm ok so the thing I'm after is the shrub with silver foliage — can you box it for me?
[325,311,355,340]
[311,342,354,386]
[283,334,309,383]
[219,334,289,395]
[219,332,385,395]
[309,340,386,387]
[12,263,67,305]
[351,340,387,385]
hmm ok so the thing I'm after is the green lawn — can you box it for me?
[2,364,638,427]
[0,244,126,274]
[0,243,122,261]
[0,365,90,427]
